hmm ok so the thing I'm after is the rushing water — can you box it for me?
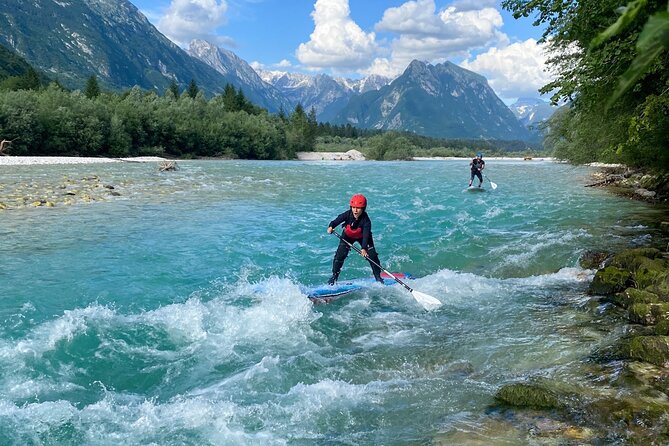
[0,160,664,445]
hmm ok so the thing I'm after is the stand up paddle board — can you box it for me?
[466,185,485,192]
[305,272,413,304]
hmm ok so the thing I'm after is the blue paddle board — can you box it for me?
[305,272,413,304]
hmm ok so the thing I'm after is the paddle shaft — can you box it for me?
[331,231,415,293]
[484,174,497,189]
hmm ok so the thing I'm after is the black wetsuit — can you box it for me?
[329,209,382,282]
[470,158,485,184]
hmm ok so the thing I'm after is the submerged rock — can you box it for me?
[496,383,561,409]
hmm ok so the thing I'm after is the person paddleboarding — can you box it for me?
[469,152,485,188]
[327,194,383,285]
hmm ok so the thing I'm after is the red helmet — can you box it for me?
[349,194,367,208]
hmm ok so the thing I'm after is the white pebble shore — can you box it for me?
[0,156,169,166]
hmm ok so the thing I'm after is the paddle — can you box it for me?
[484,174,497,190]
[331,231,442,310]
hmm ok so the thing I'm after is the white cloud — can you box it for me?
[158,0,230,48]
[275,59,293,68]
[249,61,264,70]
[460,39,554,101]
[296,0,379,71]
[368,0,506,78]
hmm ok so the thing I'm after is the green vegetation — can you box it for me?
[0,81,321,159]
[316,132,544,160]
[503,0,669,170]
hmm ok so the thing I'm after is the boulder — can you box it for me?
[588,266,633,295]
[626,336,669,367]
[579,250,609,269]
[629,303,669,325]
[611,288,661,309]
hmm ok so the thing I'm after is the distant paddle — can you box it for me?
[331,231,442,310]
[484,174,497,190]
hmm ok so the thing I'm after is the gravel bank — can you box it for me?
[0,156,168,166]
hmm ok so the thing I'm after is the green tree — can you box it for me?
[286,103,315,152]
[166,79,179,99]
[84,74,101,99]
[365,132,416,160]
[503,0,669,169]
[187,79,199,99]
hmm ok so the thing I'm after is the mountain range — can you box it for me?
[328,60,532,140]
[0,0,551,142]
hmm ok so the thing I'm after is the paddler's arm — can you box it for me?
[359,219,372,257]
[327,211,348,233]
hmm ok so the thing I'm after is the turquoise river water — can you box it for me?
[0,160,665,445]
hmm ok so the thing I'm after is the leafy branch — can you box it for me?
[591,0,669,106]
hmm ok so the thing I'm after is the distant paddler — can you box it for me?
[469,152,485,188]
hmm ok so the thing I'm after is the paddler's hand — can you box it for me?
[360,249,368,257]
[327,226,333,234]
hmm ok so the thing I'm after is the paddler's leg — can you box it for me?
[329,240,350,285]
[366,245,383,283]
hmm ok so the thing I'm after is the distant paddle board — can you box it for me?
[466,186,485,192]
[305,272,413,304]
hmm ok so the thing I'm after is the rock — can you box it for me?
[579,250,609,269]
[611,288,661,309]
[629,303,669,325]
[495,382,563,409]
[635,188,656,198]
[645,275,669,300]
[608,248,662,269]
[634,258,669,289]
[588,266,633,295]
[626,336,669,366]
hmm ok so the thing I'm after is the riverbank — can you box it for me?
[585,163,669,202]
[0,156,169,165]
[296,150,555,161]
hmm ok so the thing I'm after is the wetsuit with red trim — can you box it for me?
[328,209,383,284]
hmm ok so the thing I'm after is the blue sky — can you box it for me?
[131,0,551,102]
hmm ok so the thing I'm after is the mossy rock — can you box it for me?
[611,288,661,309]
[609,248,663,271]
[629,303,669,325]
[645,276,669,301]
[586,395,669,443]
[657,320,669,335]
[633,257,669,289]
[588,266,633,295]
[495,382,562,409]
[626,336,669,367]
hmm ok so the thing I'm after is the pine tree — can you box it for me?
[84,74,100,99]
[222,83,238,111]
[23,67,41,90]
[187,79,199,99]
[167,79,179,99]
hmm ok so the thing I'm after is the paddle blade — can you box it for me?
[490,181,497,190]
[411,290,442,310]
